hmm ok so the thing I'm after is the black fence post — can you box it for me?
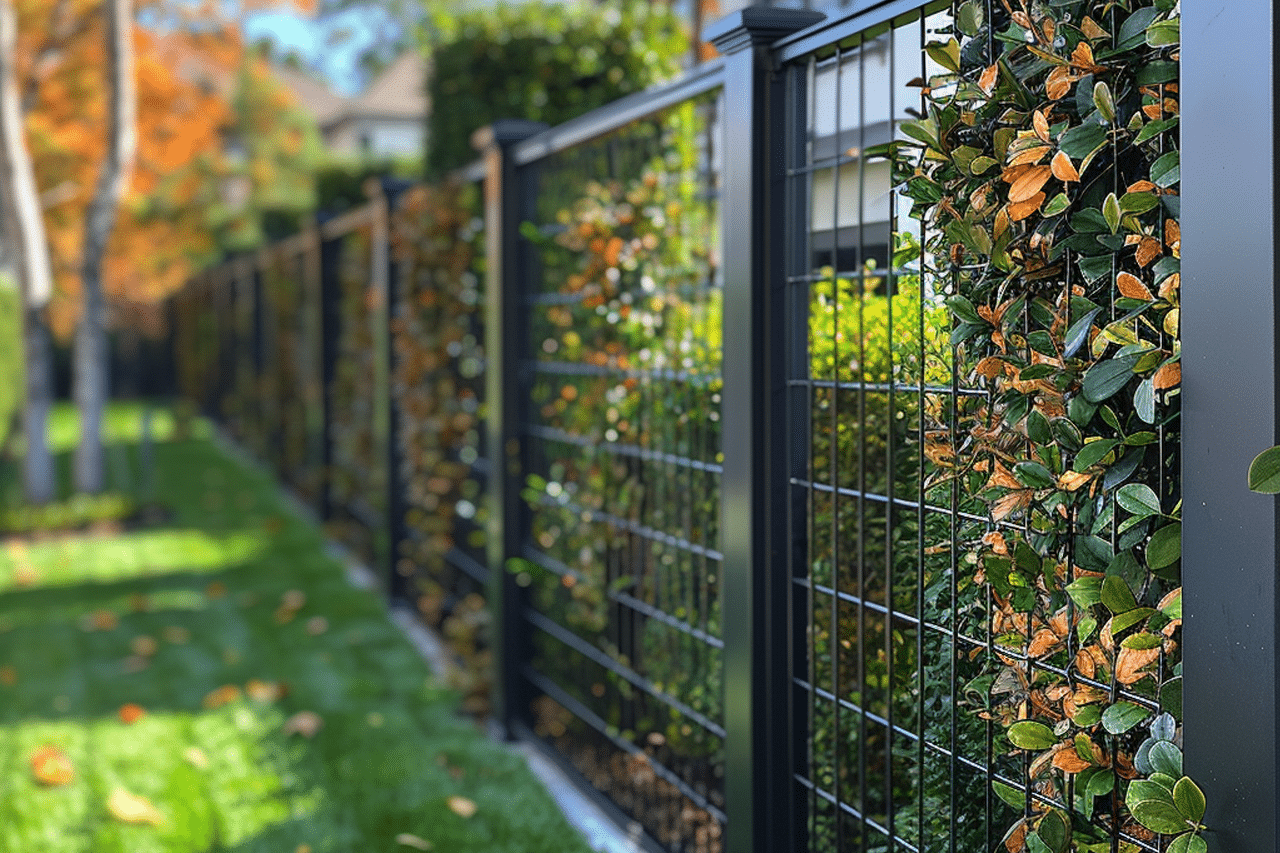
[475,119,548,738]
[704,9,823,853]
[318,223,344,523]
[1182,2,1277,849]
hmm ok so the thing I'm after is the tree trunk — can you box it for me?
[74,0,134,494]
[0,0,56,504]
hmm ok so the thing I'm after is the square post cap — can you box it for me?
[703,7,825,55]
[471,119,550,153]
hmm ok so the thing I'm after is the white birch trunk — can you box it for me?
[0,0,56,503]
[74,0,134,494]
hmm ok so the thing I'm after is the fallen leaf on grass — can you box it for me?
[282,590,306,610]
[131,636,159,657]
[222,648,241,665]
[295,845,312,853]
[203,685,242,709]
[119,703,146,724]
[366,712,384,728]
[129,594,150,613]
[446,796,477,819]
[396,833,434,850]
[204,581,227,600]
[305,616,329,636]
[107,788,164,826]
[183,747,208,768]
[81,610,118,631]
[13,566,36,587]
[245,679,284,702]
[31,746,74,786]
[161,626,190,644]
[0,665,15,685]
[273,606,298,625]
[282,711,323,738]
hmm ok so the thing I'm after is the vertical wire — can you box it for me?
[979,3,996,845]
[831,42,847,853]
[911,8,931,850]
[865,28,900,848]
[804,53,820,850]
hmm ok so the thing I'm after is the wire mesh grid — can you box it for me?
[515,94,726,853]
[783,3,1177,851]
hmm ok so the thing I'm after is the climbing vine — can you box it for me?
[895,0,1195,850]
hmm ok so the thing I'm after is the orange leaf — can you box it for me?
[992,490,1032,521]
[1165,218,1181,251]
[1158,273,1181,300]
[0,665,15,686]
[1153,362,1181,390]
[31,746,74,786]
[119,703,146,724]
[131,636,159,657]
[1115,646,1161,685]
[1045,66,1077,100]
[245,679,283,702]
[1050,150,1079,182]
[1116,272,1153,300]
[1008,192,1046,222]
[1058,470,1094,491]
[1081,16,1108,40]
[1027,628,1061,659]
[1008,165,1053,202]
[1070,41,1102,72]
[1032,110,1050,143]
[203,684,242,709]
[1127,180,1158,193]
[205,582,227,599]
[1009,145,1052,167]
[1135,236,1162,268]
[1052,746,1092,773]
[975,356,1006,379]
[1004,818,1028,853]
[979,63,999,94]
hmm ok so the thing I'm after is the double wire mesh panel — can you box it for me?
[515,94,725,852]
[783,3,1181,851]
[785,8,997,851]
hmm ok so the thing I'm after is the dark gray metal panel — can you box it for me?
[713,10,823,853]
[1182,1,1277,849]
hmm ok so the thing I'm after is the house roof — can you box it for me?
[272,64,347,127]
[322,51,429,130]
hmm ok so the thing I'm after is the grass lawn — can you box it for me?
[0,402,592,853]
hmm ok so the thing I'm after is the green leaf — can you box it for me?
[1121,631,1163,650]
[1147,522,1182,570]
[1026,833,1053,853]
[1120,191,1161,214]
[946,294,984,325]
[1131,799,1189,835]
[1074,438,1118,471]
[1117,483,1161,518]
[1072,703,1102,728]
[1059,121,1107,160]
[1066,576,1102,608]
[1149,740,1184,777]
[1042,192,1071,217]
[1161,588,1182,619]
[1064,307,1103,357]
[1167,833,1207,853]
[1160,677,1183,721]
[1136,62,1179,86]
[1075,535,1113,572]
[1248,446,1280,493]
[1102,192,1121,233]
[1086,768,1115,796]
[1173,777,1205,824]
[1117,6,1162,51]
[1037,809,1072,853]
[1102,701,1150,734]
[1015,461,1055,489]
[970,155,999,175]
[1077,615,1098,644]
[1146,19,1180,48]
[955,0,984,37]
[1134,116,1178,145]
[1127,779,1175,808]
[1134,376,1156,423]
[1093,81,1115,124]
[1027,410,1052,444]
[993,780,1025,809]
[1101,574,1138,614]
[1007,720,1057,750]
[1151,150,1180,187]
[925,38,961,73]
[1110,607,1156,634]
[1082,355,1138,403]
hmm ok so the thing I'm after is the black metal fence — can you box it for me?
[165,1,1275,851]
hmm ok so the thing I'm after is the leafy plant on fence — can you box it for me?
[389,180,492,714]
[892,0,1193,849]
